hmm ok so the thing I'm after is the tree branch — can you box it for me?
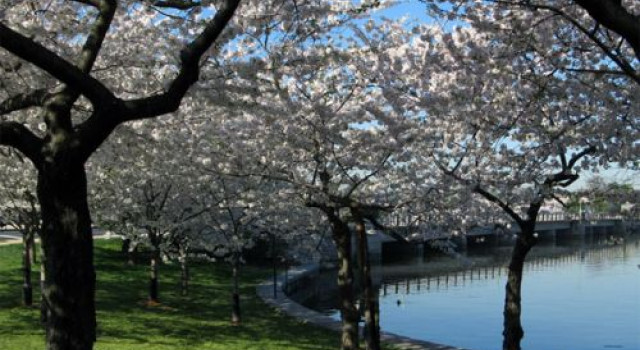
[75,0,240,161]
[151,0,201,9]
[0,23,116,108]
[492,0,640,85]
[345,152,392,198]
[119,0,241,121]
[0,121,43,166]
[0,89,51,115]
[473,185,524,226]
[567,145,596,170]
[575,0,640,61]
[40,0,118,134]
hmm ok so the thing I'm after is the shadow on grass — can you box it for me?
[0,244,44,337]
[0,241,342,350]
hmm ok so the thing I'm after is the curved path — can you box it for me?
[256,265,469,350]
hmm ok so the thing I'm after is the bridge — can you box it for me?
[463,215,640,248]
[363,215,640,257]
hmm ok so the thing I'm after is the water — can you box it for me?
[296,236,640,350]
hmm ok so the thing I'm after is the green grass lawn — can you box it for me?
[0,240,344,350]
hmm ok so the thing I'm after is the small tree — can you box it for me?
[0,153,40,306]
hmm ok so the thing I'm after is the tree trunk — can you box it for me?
[37,164,96,350]
[121,238,130,254]
[30,232,37,264]
[353,212,380,350]
[40,248,47,326]
[149,251,160,303]
[22,234,33,306]
[180,247,189,296]
[231,255,241,325]
[120,238,137,266]
[128,243,138,265]
[502,226,536,350]
[331,218,359,350]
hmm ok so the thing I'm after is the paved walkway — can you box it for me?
[0,233,21,246]
[256,266,468,350]
[0,229,116,247]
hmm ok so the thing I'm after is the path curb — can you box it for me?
[256,265,469,350]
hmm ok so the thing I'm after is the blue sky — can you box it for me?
[375,1,432,22]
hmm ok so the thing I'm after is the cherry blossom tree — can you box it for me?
[196,175,271,325]
[0,1,240,348]
[383,18,629,349]
[208,17,424,348]
[184,97,340,324]
[417,3,640,347]
[90,122,210,303]
[423,0,640,163]
[0,151,40,306]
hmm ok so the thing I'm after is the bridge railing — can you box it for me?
[537,213,637,222]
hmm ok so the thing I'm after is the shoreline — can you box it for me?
[255,264,469,350]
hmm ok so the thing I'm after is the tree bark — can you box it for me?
[330,217,359,350]
[37,164,96,350]
[149,251,160,303]
[502,226,536,350]
[231,254,241,325]
[353,211,380,350]
[22,234,33,306]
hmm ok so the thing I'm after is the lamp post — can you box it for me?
[579,200,582,221]
[579,197,589,221]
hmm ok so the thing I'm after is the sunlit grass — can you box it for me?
[0,239,345,350]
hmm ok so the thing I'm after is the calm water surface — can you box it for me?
[298,236,640,350]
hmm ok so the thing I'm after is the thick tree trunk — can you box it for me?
[22,234,33,306]
[331,219,359,350]
[37,164,96,350]
[353,214,380,350]
[502,227,536,350]
[231,255,241,325]
[149,251,160,303]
